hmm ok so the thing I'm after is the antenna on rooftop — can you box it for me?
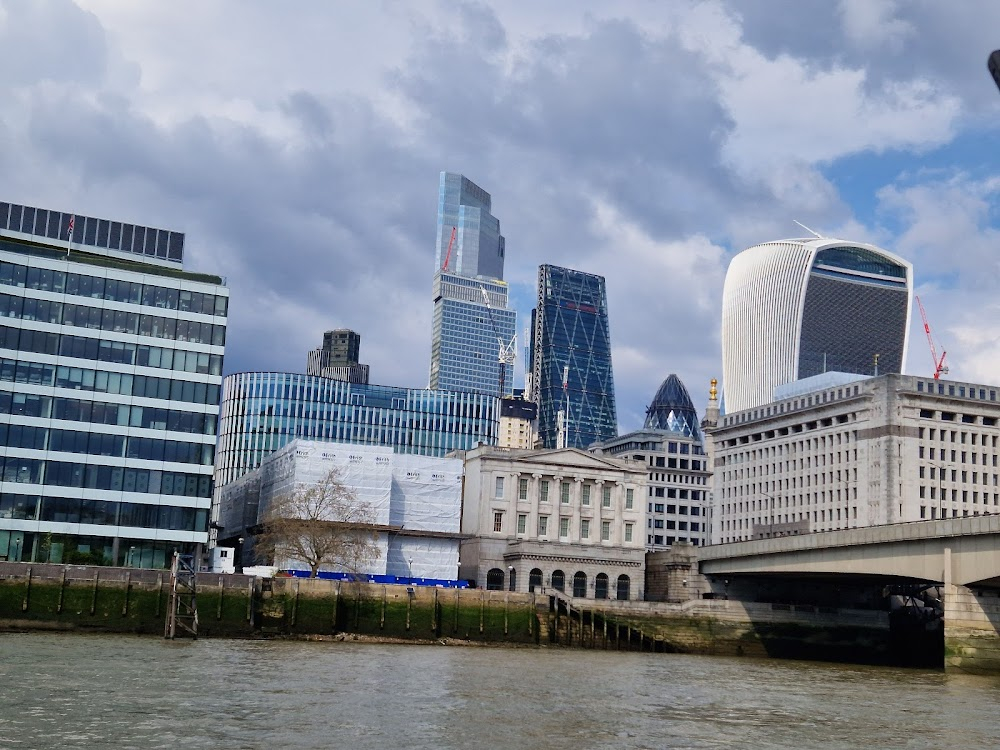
[793,220,826,239]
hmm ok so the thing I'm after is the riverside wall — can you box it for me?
[943,583,1000,673]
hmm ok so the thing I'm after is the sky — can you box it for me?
[2,0,999,433]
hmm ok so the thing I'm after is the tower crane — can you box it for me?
[441,226,457,271]
[915,295,949,379]
[479,285,516,397]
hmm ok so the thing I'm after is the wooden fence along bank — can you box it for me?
[0,561,905,667]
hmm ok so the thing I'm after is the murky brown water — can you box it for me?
[2,633,999,749]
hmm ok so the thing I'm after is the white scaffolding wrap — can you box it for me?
[390,454,463,533]
[225,439,464,579]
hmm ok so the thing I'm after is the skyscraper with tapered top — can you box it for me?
[531,264,617,449]
[428,173,515,398]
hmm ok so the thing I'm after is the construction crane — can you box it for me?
[915,295,949,379]
[441,226,457,271]
[479,285,516,396]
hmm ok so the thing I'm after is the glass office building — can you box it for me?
[0,201,228,568]
[429,173,515,398]
[214,372,500,489]
[530,265,617,449]
[722,238,912,413]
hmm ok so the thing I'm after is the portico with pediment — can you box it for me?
[458,446,647,600]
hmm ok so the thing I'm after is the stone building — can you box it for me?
[458,445,646,600]
[708,373,1000,544]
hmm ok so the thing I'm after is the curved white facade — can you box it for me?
[721,238,912,413]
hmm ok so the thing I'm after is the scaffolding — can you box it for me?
[164,552,199,639]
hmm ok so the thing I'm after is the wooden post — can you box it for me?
[246,578,254,623]
[156,573,163,617]
[57,568,67,614]
[121,571,131,616]
[91,569,99,615]
[21,567,31,612]
[431,588,438,634]
[217,576,224,620]
[290,580,300,628]
[479,590,485,634]
[454,588,460,633]
[332,581,341,632]
[504,593,509,636]
[381,585,387,630]
[406,587,412,631]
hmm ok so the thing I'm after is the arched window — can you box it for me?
[551,569,565,592]
[508,568,517,592]
[595,573,609,600]
[529,568,543,592]
[486,568,505,591]
[573,571,587,598]
[616,574,630,601]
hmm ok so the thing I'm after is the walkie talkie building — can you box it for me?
[721,238,912,413]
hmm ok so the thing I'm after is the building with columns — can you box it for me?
[458,445,646,600]
[707,373,1000,544]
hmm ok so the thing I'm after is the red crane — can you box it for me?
[915,295,949,379]
[441,226,457,271]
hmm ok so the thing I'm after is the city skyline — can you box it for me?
[3,2,999,431]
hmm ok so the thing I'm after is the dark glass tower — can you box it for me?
[530,265,617,449]
[644,374,701,441]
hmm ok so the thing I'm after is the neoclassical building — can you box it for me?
[458,445,646,600]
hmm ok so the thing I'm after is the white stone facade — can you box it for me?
[458,446,646,600]
[709,374,1000,544]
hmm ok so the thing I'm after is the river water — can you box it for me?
[2,633,1000,750]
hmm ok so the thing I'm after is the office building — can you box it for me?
[721,238,912,413]
[429,173,515,398]
[218,440,464,578]
[306,329,369,384]
[213,372,500,490]
[591,375,711,550]
[498,394,537,449]
[0,201,227,567]
[530,265,617,449]
[708,373,1000,544]
[458,445,646,600]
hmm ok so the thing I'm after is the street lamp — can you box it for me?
[127,546,136,568]
[12,537,21,562]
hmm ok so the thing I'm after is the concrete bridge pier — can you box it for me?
[944,582,1000,673]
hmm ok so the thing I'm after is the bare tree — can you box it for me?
[256,468,381,578]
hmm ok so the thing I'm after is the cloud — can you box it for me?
[1,0,998,429]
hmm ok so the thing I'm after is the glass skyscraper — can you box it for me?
[429,173,515,398]
[0,200,228,568]
[530,265,617,449]
[214,372,500,489]
[721,238,912,412]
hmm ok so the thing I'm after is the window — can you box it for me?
[602,485,611,507]
[486,568,505,591]
[559,517,569,538]
[560,481,570,504]
[582,484,591,505]
[581,519,590,539]
[518,477,528,500]
[538,515,548,536]
[517,514,527,534]
[540,480,549,503]
[494,476,504,498]
[595,573,609,599]
[493,512,503,532]
[624,523,633,542]
[601,521,611,541]
[625,488,634,509]
[654,503,664,513]
[573,571,587,598]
